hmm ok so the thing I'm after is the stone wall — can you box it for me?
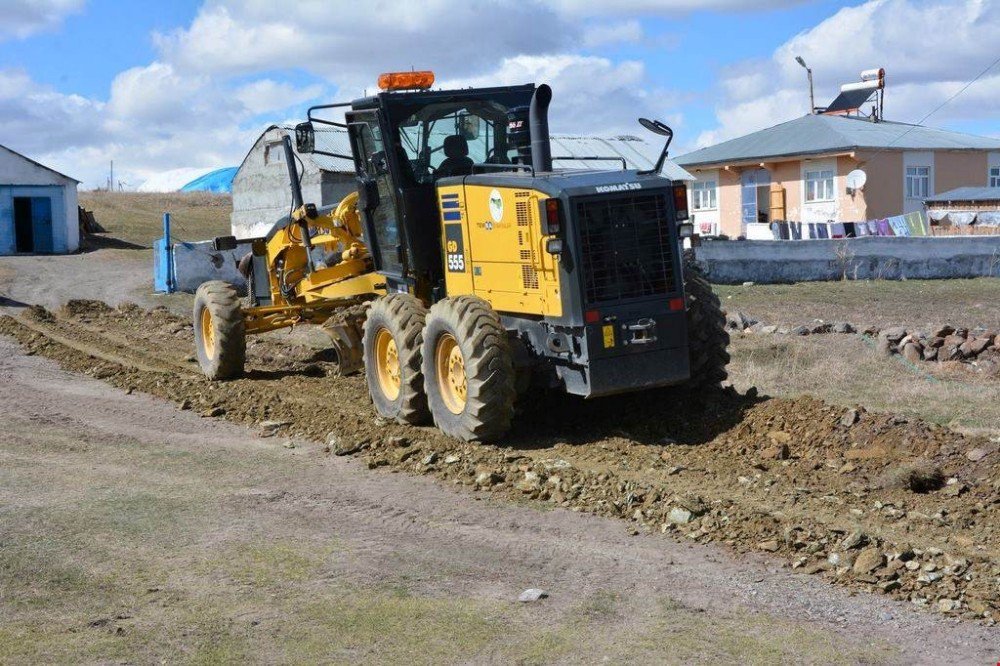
[695,236,1000,284]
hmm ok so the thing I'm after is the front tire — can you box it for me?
[362,294,429,424]
[683,263,730,388]
[193,281,246,380]
[422,296,516,442]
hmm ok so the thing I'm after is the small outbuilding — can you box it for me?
[231,125,693,239]
[0,144,80,254]
[924,187,1000,232]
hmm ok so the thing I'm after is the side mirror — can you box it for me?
[213,235,238,251]
[458,114,481,140]
[637,117,674,176]
[295,122,315,153]
[357,179,380,211]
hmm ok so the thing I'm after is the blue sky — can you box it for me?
[0,0,997,188]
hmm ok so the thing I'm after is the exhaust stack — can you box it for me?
[529,84,553,173]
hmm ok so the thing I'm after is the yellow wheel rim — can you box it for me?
[200,307,215,357]
[435,333,467,415]
[374,327,401,401]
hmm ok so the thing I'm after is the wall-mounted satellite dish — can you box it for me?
[846,169,867,191]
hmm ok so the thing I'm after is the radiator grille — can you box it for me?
[575,192,676,304]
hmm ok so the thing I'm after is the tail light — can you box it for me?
[585,309,601,323]
[543,198,563,235]
[672,183,689,221]
[669,297,685,311]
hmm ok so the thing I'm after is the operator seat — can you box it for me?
[436,135,474,177]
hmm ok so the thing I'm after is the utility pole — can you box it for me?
[795,56,815,114]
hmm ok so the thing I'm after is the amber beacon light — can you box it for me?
[378,71,435,91]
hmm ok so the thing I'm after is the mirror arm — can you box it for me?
[638,126,673,176]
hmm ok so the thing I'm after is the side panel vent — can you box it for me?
[521,265,539,290]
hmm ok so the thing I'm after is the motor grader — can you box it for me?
[193,70,729,441]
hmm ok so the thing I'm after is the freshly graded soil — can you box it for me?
[2,301,998,624]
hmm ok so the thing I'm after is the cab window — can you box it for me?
[395,101,511,184]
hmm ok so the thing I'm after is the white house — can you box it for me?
[0,145,80,254]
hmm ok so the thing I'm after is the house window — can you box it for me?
[804,169,834,202]
[265,141,285,166]
[692,180,717,210]
[990,166,1000,188]
[905,166,930,198]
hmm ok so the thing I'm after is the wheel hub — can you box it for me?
[374,328,401,401]
[436,333,467,414]
[200,307,215,356]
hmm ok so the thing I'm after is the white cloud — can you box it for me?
[0,0,84,41]
[693,0,1000,150]
[234,80,325,116]
[546,0,806,15]
[154,1,574,87]
[0,63,320,188]
[583,20,644,47]
[442,55,681,136]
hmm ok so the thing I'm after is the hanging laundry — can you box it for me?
[889,215,909,236]
[877,218,891,236]
[830,222,846,238]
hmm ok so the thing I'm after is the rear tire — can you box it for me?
[684,263,730,388]
[193,281,246,380]
[422,296,516,442]
[362,294,429,424]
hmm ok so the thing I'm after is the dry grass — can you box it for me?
[716,279,1000,331]
[727,333,1000,435]
[80,191,232,247]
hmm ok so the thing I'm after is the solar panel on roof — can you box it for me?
[825,89,876,113]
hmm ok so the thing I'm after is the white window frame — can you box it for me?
[691,180,717,211]
[989,165,1000,188]
[905,166,930,199]
[804,169,834,203]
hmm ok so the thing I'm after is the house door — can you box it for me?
[13,196,54,253]
[741,169,772,231]
[13,197,33,252]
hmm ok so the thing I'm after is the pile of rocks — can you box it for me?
[725,310,1000,371]
[876,325,1000,368]
[725,311,858,336]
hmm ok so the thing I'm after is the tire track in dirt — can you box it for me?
[1,300,998,625]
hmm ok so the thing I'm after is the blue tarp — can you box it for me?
[180,167,237,194]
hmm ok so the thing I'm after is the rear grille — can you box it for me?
[575,192,676,304]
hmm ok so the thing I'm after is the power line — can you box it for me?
[881,53,1000,152]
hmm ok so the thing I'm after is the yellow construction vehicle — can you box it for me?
[193,70,729,441]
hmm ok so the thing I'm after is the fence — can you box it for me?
[695,236,1000,284]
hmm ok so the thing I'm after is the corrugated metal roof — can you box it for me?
[675,114,1000,167]
[925,187,1000,203]
[271,125,692,179]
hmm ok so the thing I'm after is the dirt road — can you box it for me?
[1,337,998,663]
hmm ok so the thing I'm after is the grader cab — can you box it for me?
[193,71,729,441]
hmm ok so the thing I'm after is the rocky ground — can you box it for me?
[2,300,998,628]
[8,336,1000,663]
[725,310,1000,377]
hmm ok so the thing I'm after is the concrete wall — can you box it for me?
[231,127,357,239]
[695,236,1000,284]
[856,149,903,220]
[936,151,989,193]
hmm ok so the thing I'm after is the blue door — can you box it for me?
[30,197,53,253]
